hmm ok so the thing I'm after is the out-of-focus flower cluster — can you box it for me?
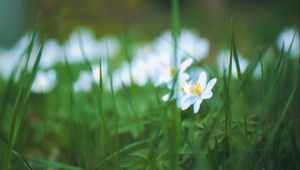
[0,27,298,100]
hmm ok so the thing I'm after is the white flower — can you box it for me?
[40,40,62,69]
[73,71,93,92]
[91,63,107,84]
[98,36,121,57]
[110,62,131,92]
[276,27,299,58]
[131,56,151,86]
[162,71,189,108]
[31,70,57,93]
[181,71,217,113]
[131,44,157,86]
[178,29,210,61]
[0,34,31,80]
[65,28,98,63]
[152,57,193,86]
[160,58,193,108]
[216,50,264,79]
[216,50,248,78]
[152,29,210,62]
[64,28,121,64]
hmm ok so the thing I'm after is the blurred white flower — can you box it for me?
[152,29,210,62]
[65,28,97,63]
[181,71,217,113]
[178,29,210,61]
[31,70,57,93]
[0,48,20,80]
[98,36,121,57]
[73,71,93,92]
[0,34,30,80]
[216,50,248,78]
[131,44,159,86]
[152,57,192,86]
[162,71,190,108]
[276,27,299,58]
[65,28,121,64]
[40,40,62,69]
[91,63,107,84]
[216,50,264,79]
[148,29,209,86]
[131,57,151,86]
[110,62,131,92]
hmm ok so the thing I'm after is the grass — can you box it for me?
[0,0,299,169]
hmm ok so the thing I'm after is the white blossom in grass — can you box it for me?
[73,71,93,92]
[216,50,248,78]
[181,71,217,113]
[65,28,97,63]
[131,44,157,86]
[40,40,62,69]
[276,27,299,58]
[178,29,210,61]
[65,28,121,64]
[91,63,107,84]
[152,55,193,87]
[110,62,131,92]
[0,34,31,80]
[31,70,57,93]
[216,50,264,79]
[162,71,190,108]
[131,56,152,86]
[160,58,193,108]
[97,36,121,58]
[152,29,209,62]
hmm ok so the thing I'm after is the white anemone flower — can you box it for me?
[181,72,217,113]
[131,44,157,86]
[65,28,98,63]
[152,29,209,62]
[65,28,121,64]
[131,56,152,86]
[31,70,57,93]
[162,71,189,108]
[0,33,31,80]
[178,29,210,61]
[91,63,107,84]
[40,40,62,69]
[216,50,248,78]
[97,36,121,57]
[160,58,193,108]
[110,62,131,92]
[276,27,299,58]
[73,71,93,92]
[152,56,192,86]
[216,50,264,79]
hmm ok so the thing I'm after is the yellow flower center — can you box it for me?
[179,86,184,92]
[189,82,202,95]
[170,67,177,76]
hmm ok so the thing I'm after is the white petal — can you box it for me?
[162,93,170,102]
[205,78,217,91]
[180,95,195,110]
[180,58,193,72]
[201,90,213,99]
[193,98,203,113]
[181,101,191,110]
[198,72,207,89]
[176,97,183,108]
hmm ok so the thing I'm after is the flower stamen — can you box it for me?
[189,82,202,95]
[170,67,177,76]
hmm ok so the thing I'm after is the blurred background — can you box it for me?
[0,1,299,169]
[0,0,299,54]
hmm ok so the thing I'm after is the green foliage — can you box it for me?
[0,1,299,170]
